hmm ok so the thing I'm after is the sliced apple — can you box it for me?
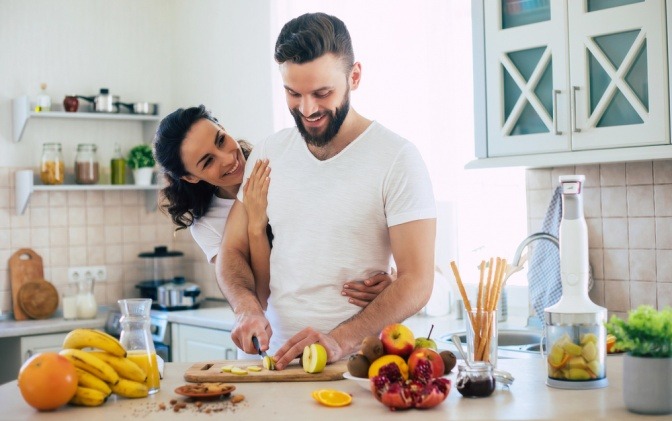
[231,367,248,375]
[247,365,262,372]
[220,365,234,372]
[263,356,276,371]
[303,343,327,374]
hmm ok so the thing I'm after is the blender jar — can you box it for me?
[138,246,184,283]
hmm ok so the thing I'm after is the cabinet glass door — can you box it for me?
[484,0,570,156]
[568,0,668,150]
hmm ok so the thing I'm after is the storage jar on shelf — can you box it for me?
[75,143,99,185]
[40,142,65,185]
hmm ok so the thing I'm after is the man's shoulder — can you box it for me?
[363,121,417,151]
[253,127,300,154]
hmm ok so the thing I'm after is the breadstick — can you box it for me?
[450,261,472,313]
[477,260,485,311]
[483,257,494,311]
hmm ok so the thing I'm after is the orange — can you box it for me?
[606,334,617,353]
[17,352,78,411]
[368,354,409,379]
[312,389,352,407]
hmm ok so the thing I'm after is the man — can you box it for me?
[216,12,436,370]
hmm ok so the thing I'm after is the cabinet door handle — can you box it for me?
[571,86,581,133]
[553,89,562,135]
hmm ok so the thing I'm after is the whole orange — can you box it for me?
[17,352,78,411]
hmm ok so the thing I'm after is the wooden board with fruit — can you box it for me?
[183,359,348,383]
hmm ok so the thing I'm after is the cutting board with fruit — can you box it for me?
[184,359,348,383]
[9,248,46,321]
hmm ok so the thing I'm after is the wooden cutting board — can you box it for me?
[9,248,45,321]
[18,280,59,320]
[184,359,348,383]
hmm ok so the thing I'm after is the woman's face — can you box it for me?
[179,119,245,188]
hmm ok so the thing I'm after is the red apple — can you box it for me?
[407,347,445,379]
[379,323,415,358]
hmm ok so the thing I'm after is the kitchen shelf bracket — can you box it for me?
[14,170,161,215]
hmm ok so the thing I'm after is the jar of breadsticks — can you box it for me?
[40,142,65,185]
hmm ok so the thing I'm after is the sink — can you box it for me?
[438,329,544,359]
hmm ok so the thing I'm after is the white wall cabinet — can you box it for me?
[171,323,237,363]
[20,332,68,362]
[470,0,671,168]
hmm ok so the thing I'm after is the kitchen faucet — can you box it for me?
[511,232,559,269]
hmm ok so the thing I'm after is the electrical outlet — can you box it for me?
[68,266,107,282]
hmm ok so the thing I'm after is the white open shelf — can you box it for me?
[15,170,161,215]
[12,95,160,143]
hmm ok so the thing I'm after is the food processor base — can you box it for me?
[546,377,608,390]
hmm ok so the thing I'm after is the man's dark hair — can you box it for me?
[274,12,354,73]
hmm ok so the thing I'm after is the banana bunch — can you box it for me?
[60,329,150,407]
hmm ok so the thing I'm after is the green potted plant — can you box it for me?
[606,305,672,415]
[127,144,155,186]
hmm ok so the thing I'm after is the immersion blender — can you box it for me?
[543,175,608,389]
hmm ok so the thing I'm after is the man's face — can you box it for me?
[280,54,353,147]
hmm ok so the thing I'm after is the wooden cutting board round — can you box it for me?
[18,280,59,320]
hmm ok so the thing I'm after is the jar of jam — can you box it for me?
[456,362,496,398]
[75,143,99,184]
[40,142,65,185]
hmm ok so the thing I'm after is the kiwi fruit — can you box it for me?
[361,336,385,363]
[440,350,457,374]
[347,354,371,378]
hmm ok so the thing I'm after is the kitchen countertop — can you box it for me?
[0,311,107,338]
[0,355,663,419]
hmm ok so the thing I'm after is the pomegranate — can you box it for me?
[370,361,451,410]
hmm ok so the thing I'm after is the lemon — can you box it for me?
[312,389,352,407]
[581,341,598,362]
[562,341,583,356]
[231,367,248,375]
[368,354,409,379]
[220,365,234,373]
[263,356,276,371]
[303,343,328,374]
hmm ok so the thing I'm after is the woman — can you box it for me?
[153,105,392,311]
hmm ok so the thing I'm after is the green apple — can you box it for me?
[415,337,437,350]
[303,343,327,374]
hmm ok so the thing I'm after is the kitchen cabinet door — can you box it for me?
[476,0,669,163]
[171,324,237,363]
[20,333,68,362]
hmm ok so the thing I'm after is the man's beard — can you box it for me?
[291,93,350,148]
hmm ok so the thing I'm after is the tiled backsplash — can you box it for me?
[0,168,221,316]
[525,160,672,319]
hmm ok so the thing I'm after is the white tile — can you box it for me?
[603,249,629,280]
[627,185,654,217]
[87,191,104,206]
[657,250,672,282]
[575,165,600,187]
[654,184,672,217]
[30,227,50,248]
[589,279,605,307]
[630,281,657,308]
[30,207,50,227]
[87,226,105,246]
[68,246,88,266]
[50,247,69,267]
[105,245,124,264]
[629,249,656,281]
[49,191,67,207]
[68,226,87,246]
[526,169,553,190]
[0,209,9,229]
[527,189,554,219]
[104,191,121,205]
[625,161,653,185]
[656,217,672,249]
[103,206,122,226]
[552,167,574,187]
[87,206,105,225]
[600,163,626,186]
[0,229,10,250]
[628,218,655,249]
[604,279,630,311]
[68,207,87,227]
[49,207,68,227]
[657,283,672,309]
[49,227,68,246]
[589,248,604,281]
[583,187,601,218]
[67,191,87,206]
[653,160,672,183]
[105,226,123,244]
[587,218,603,248]
[602,218,628,249]
[10,228,30,248]
[30,191,48,207]
[601,187,627,217]
[0,188,10,209]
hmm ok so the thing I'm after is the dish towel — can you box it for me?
[527,186,562,328]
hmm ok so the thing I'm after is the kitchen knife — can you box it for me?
[252,336,276,370]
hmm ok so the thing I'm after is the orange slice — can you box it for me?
[311,389,352,407]
[606,334,617,353]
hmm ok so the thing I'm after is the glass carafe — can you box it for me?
[118,299,160,394]
[76,278,97,319]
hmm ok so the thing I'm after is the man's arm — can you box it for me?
[272,218,436,369]
[216,200,272,354]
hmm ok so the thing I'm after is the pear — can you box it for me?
[414,324,438,350]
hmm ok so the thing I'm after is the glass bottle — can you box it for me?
[456,362,496,398]
[76,278,98,319]
[118,299,161,394]
[35,83,51,112]
[40,142,65,185]
[110,143,126,185]
[75,143,99,184]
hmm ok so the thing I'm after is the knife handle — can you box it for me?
[252,336,262,355]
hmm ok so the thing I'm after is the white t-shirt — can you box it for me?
[190,196,235,264]
[238,121,436,353]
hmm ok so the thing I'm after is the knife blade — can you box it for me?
[252,336,267,358]
[252,336,275,370]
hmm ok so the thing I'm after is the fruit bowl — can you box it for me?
[343,372,371,391]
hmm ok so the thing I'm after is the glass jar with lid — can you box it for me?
[75,143,99,184]
[40,142,65,185]
[456,362,496,398]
